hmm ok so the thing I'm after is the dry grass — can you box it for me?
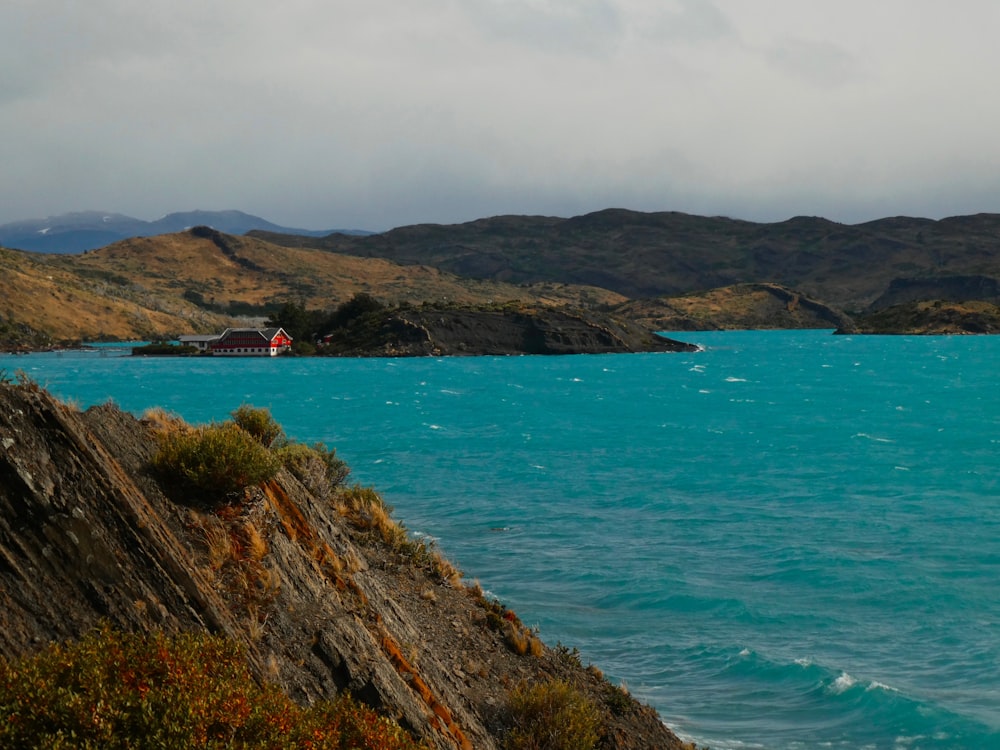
[241,521,269,561]
[245,603,269,642]
[502,621,545,658]
[187,507,280,626]
[342,548,364,574]
[141,407,191,435]
[504,679,601,750]
[335,485,408,547]
[200,518,235,571]
[2,230,617,344]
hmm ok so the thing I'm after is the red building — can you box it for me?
[210,327,293,357]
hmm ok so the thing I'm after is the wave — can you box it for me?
[674,646,1000,749]
[852,432,895,443]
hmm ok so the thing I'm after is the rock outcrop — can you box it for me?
[838,300,1000,335]
[319,304,698,356]
[0,382,689,749]
[616,283,854,331]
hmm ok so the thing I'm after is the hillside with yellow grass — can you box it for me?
[0,227,625,348]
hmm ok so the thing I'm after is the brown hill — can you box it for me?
[0,381,690,749]
[616,283,855,331]
[843,300,1000,335]
[252,210,1000,311]
[0,228,625,347]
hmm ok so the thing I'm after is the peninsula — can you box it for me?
[0,379,693,749]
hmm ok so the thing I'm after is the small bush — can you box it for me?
[312,442,351,486]
[603,681,633,717]
[231,404,284,447]
[504,679,602,750]
[153,423,281,504]
[0,626,428,749]
[277,441,350,491]
[336,485,406,546]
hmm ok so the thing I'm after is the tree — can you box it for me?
[265,300,317,343]
[326,293,386,330]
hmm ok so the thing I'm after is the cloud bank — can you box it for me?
[3,0,999,230]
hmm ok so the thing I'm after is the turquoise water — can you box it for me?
[4,331,999,749]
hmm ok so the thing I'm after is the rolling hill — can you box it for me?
[252,209,1000,312]
[0,227,626,347]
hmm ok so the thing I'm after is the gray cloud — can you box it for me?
[763,37,862,88]
[2,0,999,230]
[642,0,735,43]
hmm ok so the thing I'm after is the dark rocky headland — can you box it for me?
[0,380,694,749]
[318,303,698,357]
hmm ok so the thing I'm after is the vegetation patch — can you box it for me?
[503,679,602,750]
[0,625,429,749]
[230,404,284,448]
[334,485,463,587]
[132,341,200,356]
[152,422,281,506]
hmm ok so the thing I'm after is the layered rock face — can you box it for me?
[0,383,688,750]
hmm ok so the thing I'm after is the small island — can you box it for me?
[316,302,698,356]
[134,298,698,357]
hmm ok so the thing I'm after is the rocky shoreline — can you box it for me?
[0,381,695,749]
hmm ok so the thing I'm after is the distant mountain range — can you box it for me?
[0,210,373,253]
[3,207,1000,346]
[252,209,1000,311]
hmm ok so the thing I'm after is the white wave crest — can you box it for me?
[866,680,898,692]
[853,432,894,443]
[830,671,857,693]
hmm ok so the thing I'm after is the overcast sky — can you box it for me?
[2,1,999,231]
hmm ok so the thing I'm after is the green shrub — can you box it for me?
[153,423,281,504]
[505,679,602,750]
[312,441,351,486]
[0,626,428,749]
[275,441,351,496]
[275,440,319,473]
[230,404,284,447]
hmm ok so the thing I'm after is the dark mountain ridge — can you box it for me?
[252,209,1000,311]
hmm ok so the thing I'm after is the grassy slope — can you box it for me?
[1,231,626,345]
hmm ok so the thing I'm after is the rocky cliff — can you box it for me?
[0,381,690,749]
